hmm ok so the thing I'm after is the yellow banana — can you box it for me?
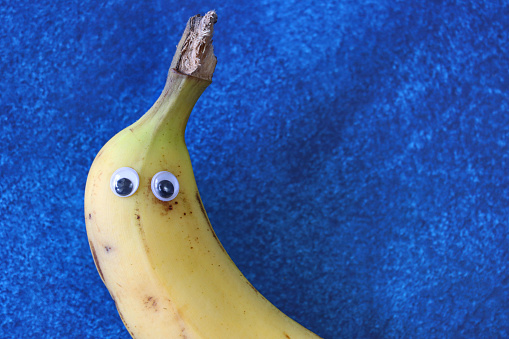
[85,11,320,339]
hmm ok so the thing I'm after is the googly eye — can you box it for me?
[151,171,179,201]
[110,167,139,197]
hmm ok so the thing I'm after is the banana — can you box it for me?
[85,11,320,339]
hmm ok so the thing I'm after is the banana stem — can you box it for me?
[170,10,218,81]
[131,11,217,142]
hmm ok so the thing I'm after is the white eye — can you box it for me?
[151,171,179,201]
[110,167,139,197]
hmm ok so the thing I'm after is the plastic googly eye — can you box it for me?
[151,171,179,201]
[110,167,139,197]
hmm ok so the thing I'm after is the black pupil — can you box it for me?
[157,180,174,198]
[115,178,133,196]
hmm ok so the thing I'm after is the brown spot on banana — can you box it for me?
[144,296,158,311]
[246,280,260,295]
[134,208,151,256]
[174,307,190,339]
[89,240,105,283]
[209,227,227,254]
[95,148,104,160]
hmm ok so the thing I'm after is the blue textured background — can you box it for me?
[1,1,508,338]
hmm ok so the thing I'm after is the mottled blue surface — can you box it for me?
[1,1,509,338]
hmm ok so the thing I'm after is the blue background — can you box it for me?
[1,0,509,338]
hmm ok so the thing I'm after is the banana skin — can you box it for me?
[85,11,320,339]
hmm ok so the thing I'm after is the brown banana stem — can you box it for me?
[170,10,218,81]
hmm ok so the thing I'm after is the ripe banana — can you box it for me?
[85,11,320,339]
